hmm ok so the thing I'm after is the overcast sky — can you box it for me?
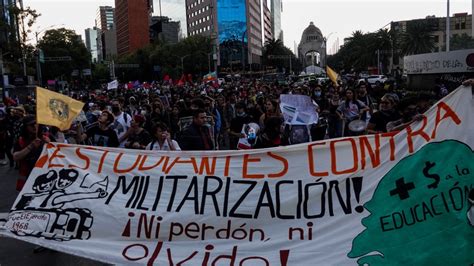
[26,0,471,54]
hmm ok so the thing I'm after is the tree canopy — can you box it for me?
[38,28,90,80]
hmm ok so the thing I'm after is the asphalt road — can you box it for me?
[0,164,108,266]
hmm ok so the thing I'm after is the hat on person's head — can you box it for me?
[22,115,36,125]
[13,105,26,113]
[133,114,145,125]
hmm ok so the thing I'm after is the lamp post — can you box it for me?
[181,54,191,75]
[34,24,64,86]
[446,0,450,52]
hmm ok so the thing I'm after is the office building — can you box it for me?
[103,28,117,60]
[115,0,152,56]
[263,0,273,43]
[270,0,282,41]
[96,6,115,31]
[185,0,269,67]
[391,13,473,53]
[157,0,187,38]
[150,16,180,44]
[0,0,18,46]
[85,28,99,63]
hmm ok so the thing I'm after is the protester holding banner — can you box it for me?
[254,116,285,148]
[367,93,401,134]
[386,96,424,132]
[80,111,119,147]
[124,114,151,149]
[12,116,51,190]
[146,122,181,151]
[179,109,214,150]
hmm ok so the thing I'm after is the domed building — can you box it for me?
[298,22,326,73]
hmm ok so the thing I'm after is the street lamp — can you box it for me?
[181,54,192,75]
[34,24,65,86]
[35,24,65,44]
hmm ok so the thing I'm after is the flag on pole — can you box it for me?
[326,66,339,85]
[107,80,118,90]
[36,87,85,131]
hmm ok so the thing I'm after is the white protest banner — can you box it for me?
[0,87,473,265]
[280,94,319,125]
[107,80,119,90]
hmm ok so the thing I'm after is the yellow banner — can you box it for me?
[326,66,339,85]
[36,87,84,131]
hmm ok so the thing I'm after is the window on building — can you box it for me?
[433,35,439,43]
[455,16,467,30]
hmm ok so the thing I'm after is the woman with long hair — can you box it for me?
[336,88,369,136]
[259,99,280,129]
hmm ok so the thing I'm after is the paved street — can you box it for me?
[0,164,107,266]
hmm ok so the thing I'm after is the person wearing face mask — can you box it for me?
[311,86,327,111]
[367,94,401,134]
[386,97,424,132]
[229,102,252,150]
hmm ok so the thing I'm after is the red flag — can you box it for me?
[177,74,185,86]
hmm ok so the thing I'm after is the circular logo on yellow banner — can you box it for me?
[49,99,69,121]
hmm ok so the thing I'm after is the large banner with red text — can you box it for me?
[1,86,473,265]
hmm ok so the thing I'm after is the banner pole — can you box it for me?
[35,86,39,138]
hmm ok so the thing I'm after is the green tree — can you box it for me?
[399,20,436,55]
[38,28,90,81]
[115,35,213,81]
[262,38,299,73]
[0,6,40,75]
[450,33,474,51]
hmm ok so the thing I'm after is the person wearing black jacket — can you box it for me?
[179,109,214,150]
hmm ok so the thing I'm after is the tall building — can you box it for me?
[185,0,268,67]
[270,0,282,41]
[115,0,152,56]
[157,0,187,38]
[150,16,180,44]
[103,28,118,60]
[96,6,115,31]
[0,0,18,46]
[95,6,116,62]
[85,28,99,63]
[263,0,273,43]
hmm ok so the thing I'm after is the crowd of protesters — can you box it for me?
[0,74,460,187]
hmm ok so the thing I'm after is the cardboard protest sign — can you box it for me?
[0,86,473,265]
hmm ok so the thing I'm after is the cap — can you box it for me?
[13,105,26,113]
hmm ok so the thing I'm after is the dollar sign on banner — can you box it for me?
[423,161,440,189]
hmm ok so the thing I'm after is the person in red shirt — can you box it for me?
[13,116,50,191]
